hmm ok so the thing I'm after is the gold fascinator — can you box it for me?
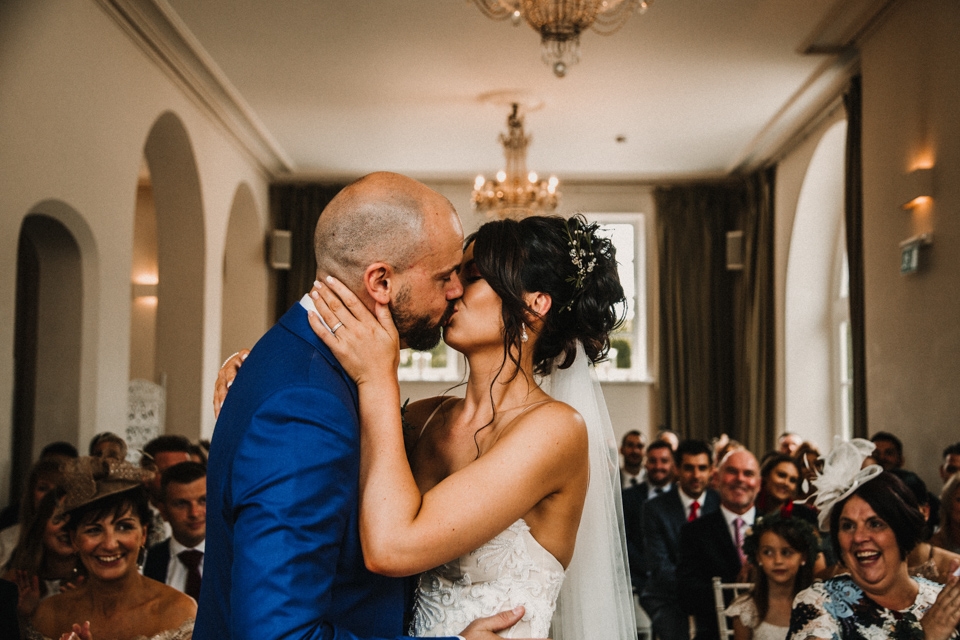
[56,456,153,519]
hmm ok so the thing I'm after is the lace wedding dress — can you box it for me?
[410,519,565,637]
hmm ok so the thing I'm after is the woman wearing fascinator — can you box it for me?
[27,457,195,640]
[787,438,960,640]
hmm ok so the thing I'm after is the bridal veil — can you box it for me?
[542,343,637,639]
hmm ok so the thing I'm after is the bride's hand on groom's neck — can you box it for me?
[307,277,399,387]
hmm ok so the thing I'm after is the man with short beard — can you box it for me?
[676,449,760,640]
[198,173,525,640]
[640,440,720,640]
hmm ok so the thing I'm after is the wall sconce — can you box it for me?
[269,229,292,270]
[132,275,158,303]
[900,167,933,210]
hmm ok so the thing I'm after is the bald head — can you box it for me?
[314,172,458,292]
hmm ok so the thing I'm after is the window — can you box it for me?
[834,238,853,440]
[398,341,460,382]
[585,213,648,382]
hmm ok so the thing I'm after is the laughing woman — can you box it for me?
[27,458,195,640]
[788,441,960,640]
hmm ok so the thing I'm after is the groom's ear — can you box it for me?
[362,262,394,305]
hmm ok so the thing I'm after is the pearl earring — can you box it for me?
[521,323,529,343]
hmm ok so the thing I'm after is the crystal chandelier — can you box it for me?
[472,0,653,77]
[472,103,559,219]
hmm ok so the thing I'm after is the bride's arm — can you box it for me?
[307,278,587,578]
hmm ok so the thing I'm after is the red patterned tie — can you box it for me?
[178,549,203,600]
[688,500,699,522]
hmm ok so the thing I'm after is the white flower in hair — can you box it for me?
[812,436,883,531]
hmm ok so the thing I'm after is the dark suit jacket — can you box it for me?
[622,481,672,593]
[639,486,719,613]
[143,538,171,584]
[676,509,744,640]
[195,303,455,640]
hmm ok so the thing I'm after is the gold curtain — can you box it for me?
[656,168,776,454]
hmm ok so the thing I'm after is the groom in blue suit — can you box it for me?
[196,173,524,640]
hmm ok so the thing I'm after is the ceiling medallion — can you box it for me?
[472,103,559,220]
[472,0,653,77]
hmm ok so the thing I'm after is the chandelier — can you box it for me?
[472,103,559,219]
[472,0,653,77]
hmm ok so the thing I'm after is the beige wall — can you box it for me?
[0,0,269,501]
[858,0,960,490]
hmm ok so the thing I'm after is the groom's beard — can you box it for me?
[391,290,456,352]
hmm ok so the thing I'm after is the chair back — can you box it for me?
[712,576,753,639]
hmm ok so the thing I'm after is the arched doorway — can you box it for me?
[784,120,849,446]
[221,183,268,364]
[137,112,205,441]
[11,213,83,500]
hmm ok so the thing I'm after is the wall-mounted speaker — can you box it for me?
[726,230,744,271]
[270,229,292,270]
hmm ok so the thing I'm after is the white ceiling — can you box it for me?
[159,0,890,182]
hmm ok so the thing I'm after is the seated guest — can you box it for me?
[724,513,817,640]
[931,473,960,554]
[620,430,645,488]
[640,439,719,640]
[941,443,960,484]
[2,490,80,621]
[789,440,960,640]
[892,469,960,583]
[140,435,193,547]
[0,459,63,569]
[28,457,195,640]
[144,462,207,600]
[792,441,821,504]
[756,454,818,523]
[677,449,760,640]
[776,432,803,457]
[89,431,128,461]
[622,440,676,590]
[870,431,905,471]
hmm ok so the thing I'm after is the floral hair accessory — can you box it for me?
[561,216,600,312]
[811,436,882,531]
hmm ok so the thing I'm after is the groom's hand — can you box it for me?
[459,606,549,640]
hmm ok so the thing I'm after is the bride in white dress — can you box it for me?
[307,214,636,638]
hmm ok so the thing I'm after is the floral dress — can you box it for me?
[787,575,941,640]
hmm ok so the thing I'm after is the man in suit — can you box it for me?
[621,439,675,592]
[620,430,645,489]
[676,448,759,640]
[640,439,719,640]
[196,172,524,640]
[144,461,207,600]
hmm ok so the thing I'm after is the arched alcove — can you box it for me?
[784,120,848,447]
[142,111,205,441]
[221,182,268,363]
[11,210,89,500]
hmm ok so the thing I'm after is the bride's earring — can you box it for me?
[521,323,529,343]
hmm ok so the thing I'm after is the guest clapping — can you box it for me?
[788,440,960,640]
[28,457,195,640]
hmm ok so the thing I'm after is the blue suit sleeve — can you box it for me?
[226,385,456,640]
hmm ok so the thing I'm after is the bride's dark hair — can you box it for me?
[468,214,626,377]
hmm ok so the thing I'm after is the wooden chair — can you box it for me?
[712,576,753,639]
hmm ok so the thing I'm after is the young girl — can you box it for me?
[725,514,818,640]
